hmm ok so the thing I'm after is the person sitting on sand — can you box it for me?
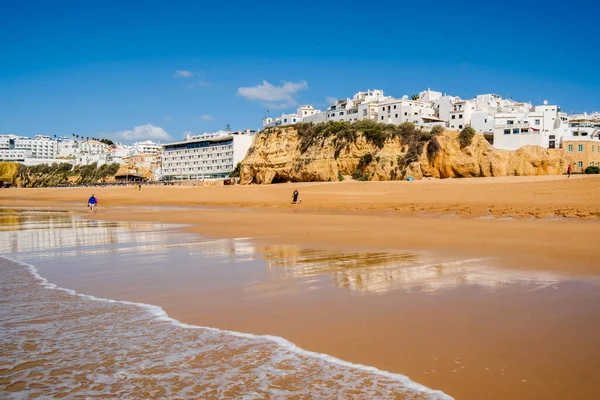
[88,194,98,214]
[292,189,302,204]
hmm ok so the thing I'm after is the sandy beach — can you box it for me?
[2,175,600,399]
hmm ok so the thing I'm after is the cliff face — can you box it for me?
[240,127,565,184]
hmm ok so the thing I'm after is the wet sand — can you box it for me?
[2,176,600,399]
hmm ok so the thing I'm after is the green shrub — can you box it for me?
[430,125,445,135]
[584,165,600,174]
[352,170,370,181]
[358,153,373,168]
[337,171,344,181]
[459,127,476,148]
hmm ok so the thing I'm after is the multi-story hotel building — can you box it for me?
[161,129,254,180]
[0,134,58,163]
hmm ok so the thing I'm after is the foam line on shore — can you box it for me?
[1,254,453,399]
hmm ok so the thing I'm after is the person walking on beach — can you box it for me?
[292,189,301,204]
[88,194,98,214]
[567,163,572,178]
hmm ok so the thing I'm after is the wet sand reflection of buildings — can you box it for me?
[0,211,162,255]
[259,246,560,295]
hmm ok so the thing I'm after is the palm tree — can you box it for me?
[411,94,420,101]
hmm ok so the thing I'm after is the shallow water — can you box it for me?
[0,209,449,399]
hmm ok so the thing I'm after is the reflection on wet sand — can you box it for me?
[259,245,561,295]
[0,209,566,298]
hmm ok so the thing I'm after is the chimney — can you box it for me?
[245,128,250,135]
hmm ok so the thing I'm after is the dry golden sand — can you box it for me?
[2,175,600,399]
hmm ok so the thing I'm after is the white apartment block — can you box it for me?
[492,103,569,150]
[74,140,110,166]
[57,139,77,158]
[161,129,255,180]
[133,140,161,154]
[312,89,390,123]
[563,114,600,142]
[263,105,321,128]
[0,134,61,164]
[378,97,441,126]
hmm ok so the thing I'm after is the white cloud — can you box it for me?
[237,80,308,107]
[200,114,213,121]
[326,96,338,105]
[197,80,211,87]
[115,124,172,142]
[175,70,194,78]
[165,115,172,121]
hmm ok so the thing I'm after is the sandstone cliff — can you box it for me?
[240,124,565,184]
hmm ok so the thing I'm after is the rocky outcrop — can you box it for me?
[240,126,565,184]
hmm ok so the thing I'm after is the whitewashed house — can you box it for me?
[492,103,569,150]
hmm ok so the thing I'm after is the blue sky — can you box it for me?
[1,0,598,143]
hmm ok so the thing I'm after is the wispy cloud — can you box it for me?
[175,70,194,78]
[325,96,338,105]
[165,115,172,121]
[199,114,213,121]
[237,80,308,108]
[115,124,172,142]
[197,80,211,87]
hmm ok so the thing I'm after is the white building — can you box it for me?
[74,140,110,166]
[57,139,77,158]
[377,97,439,126]
[0,134,64,165]
[161,129,255,180]
[263,105,322,128]
[492,102,569,150]
[312,89,390,123]
[133,140,161,154]
[567,113,600,140]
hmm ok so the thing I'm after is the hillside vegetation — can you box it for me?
[16,162,120,188]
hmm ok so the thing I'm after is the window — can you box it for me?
[382,107,385,111]
[459,114,463,119]
[363,109,367,116]
[534,119,540,125]
[394,105,396,109]
[593,146,595,152]
[459,125,463,129]
[513,128,520,134]
[507,120,514,125]
[452,115,455,120]
[484,119,487,123]
[404,112,408,116]
[284,119,287,123]
[504,129,511,135]
[381,116,384,120]
[578,161,583,168]
[395,114,398,118]
[578,144,583,152]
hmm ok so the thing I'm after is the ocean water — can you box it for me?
[0,209,451,399]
